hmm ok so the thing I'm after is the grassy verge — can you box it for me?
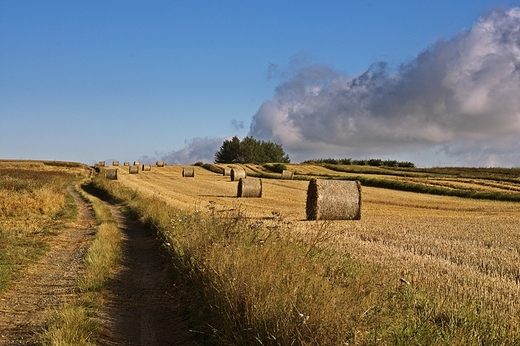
[91,175,519,345]
[40,180,122,346]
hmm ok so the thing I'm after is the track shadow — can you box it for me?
[88,196,195,345]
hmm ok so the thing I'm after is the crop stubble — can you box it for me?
[115,165,520,329]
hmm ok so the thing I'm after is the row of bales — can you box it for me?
[101,162,361,221]
[101,160,166,180]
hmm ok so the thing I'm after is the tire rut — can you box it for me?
[94,203,194,346]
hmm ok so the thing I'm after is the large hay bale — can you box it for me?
[281,170,294,180]
[237,177,262,198]
[133,161,140,166]
[123,162,130,166]
[105,168,118,180]
[182,166,194,177]
[156,161,165,167]
[112,161,119,166]
[142,164,152,171]
[98,161,105,167]
[306,179,361,220]
[230,168,246,181]
[223,167,232,176]
[129,165,139,174]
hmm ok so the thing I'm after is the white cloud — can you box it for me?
[249,8,520,167]
[140,137,225,165]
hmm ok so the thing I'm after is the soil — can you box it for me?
[0,184,195,345]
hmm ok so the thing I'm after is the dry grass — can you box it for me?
[40,304,98,346]
[0,166,82,293]
[105,164,520,344]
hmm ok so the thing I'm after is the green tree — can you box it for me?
[214,136,290,164]
[214,136,241,163]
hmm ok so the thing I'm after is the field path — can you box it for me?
[91,195,194,345]
[0,185,96,345]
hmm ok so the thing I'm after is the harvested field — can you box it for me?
[114,163,520,335]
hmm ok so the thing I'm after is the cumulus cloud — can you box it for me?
[249,8,520,167]
[140,137,224,165]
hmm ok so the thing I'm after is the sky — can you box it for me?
[2,1,520,167]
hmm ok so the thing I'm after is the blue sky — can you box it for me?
[2,1,520,167]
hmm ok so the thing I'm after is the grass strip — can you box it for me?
[352,175,520,202]
[40,180,122,346]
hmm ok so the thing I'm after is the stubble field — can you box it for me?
[113,163,520,337]
[2,160,520,344]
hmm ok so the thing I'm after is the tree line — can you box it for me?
[302,158,415,168]
[214,136,290,164]
[213,136,415,168]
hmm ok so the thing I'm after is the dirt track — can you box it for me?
[0,183,194,345]
[94,202,193,345]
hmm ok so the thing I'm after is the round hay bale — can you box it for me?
[133,161,140,166]
[237,177,262,198]
[182,166,194,177]
[98,161,105,167]
[230,168,246,181]
[306,179,361,220]
[105,168,118,180]
[156,161,165,167]
[129,165,139,174]
[281,170,294,180]
[112,161,119,166]
[142,164,152,171]
[123,162,130,166]
[223,167,232,176]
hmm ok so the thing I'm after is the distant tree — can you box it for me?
[214,136,290,164]
[214,136,241,163]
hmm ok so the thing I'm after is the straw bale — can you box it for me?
[98,161,105,167]
[105,168,118,180]
[133,161,140,166]
[142,164,152,171]
[129,165,139,174]
[156,161,165,167]
[182,166,195,177]
[112,161,119,166]
[281,170,294,180]
[306,179,361,220]
[123,162,130,166]
[230,168,246,181]
[223,167,232,176]
[237,177,262,198]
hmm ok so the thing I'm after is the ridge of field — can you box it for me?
[243,162,520,196]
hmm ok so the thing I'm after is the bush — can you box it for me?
[263,163,287,173]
